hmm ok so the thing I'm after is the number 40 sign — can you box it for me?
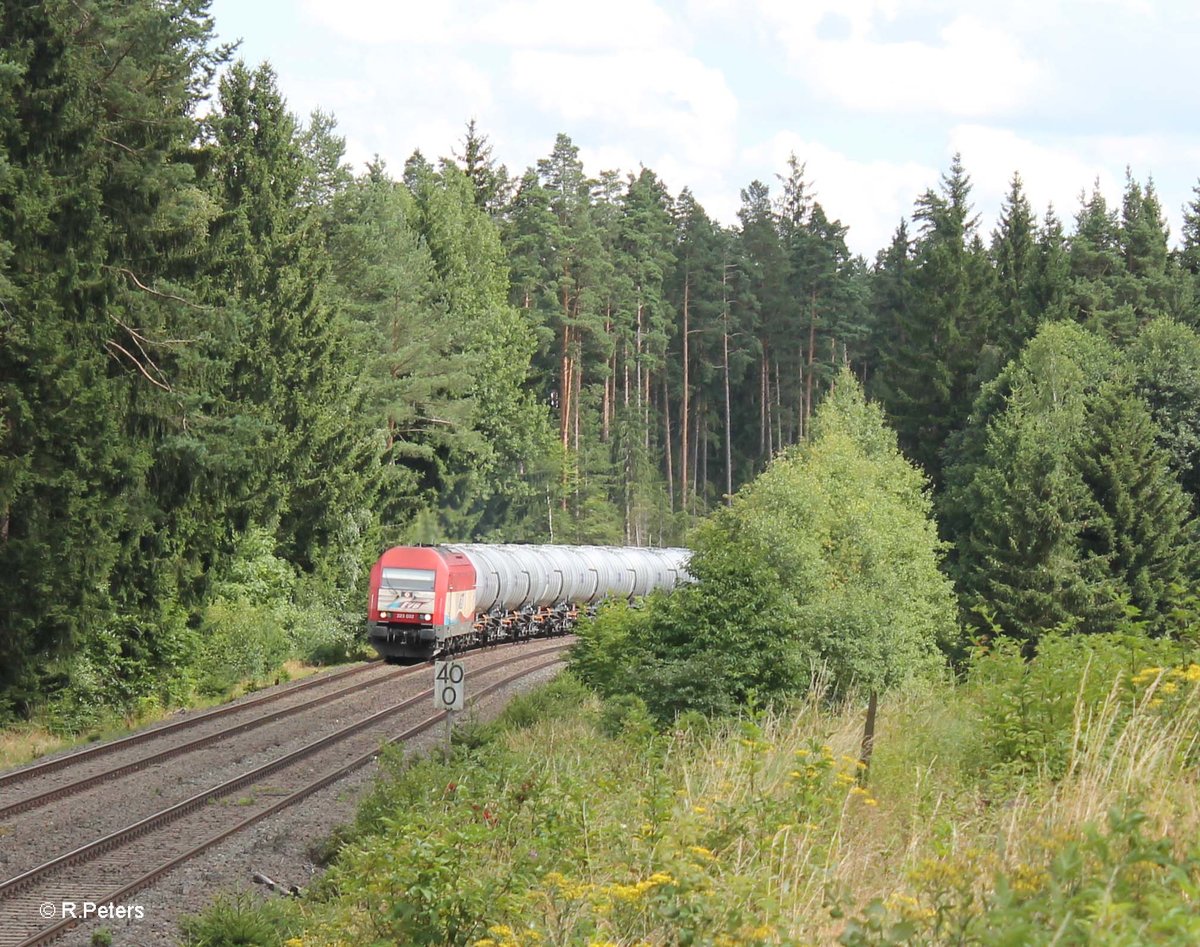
[434,660,465,712]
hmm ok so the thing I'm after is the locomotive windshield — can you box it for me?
[380,567,435,591]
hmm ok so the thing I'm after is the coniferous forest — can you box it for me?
[6,0,1200,725]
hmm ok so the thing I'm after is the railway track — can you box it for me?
[0,642,569,947]
[0,660,407,821]
[0,658,385,795]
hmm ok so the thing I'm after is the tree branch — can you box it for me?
[105,340,172,391]
[107,266,206,310]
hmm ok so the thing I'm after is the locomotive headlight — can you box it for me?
[422,613,432,621]
[380,611,389,619]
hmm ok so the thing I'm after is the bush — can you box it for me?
[193,598,292,697]
[839,804,1200,946]
[178,892,302,947]
[961,631,1190,780]
[573,371,956,721]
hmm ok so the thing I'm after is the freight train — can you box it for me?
[367,544,691,662]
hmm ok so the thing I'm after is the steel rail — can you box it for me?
[8,650,567,947]
[0,663,417,821]
[0,660,383,791]
[0,643,569,904]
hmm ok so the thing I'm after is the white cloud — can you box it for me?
[473,0,677,50]
[717,0,1044,116]
[302,0,679,49]
[301,0,458,45]
[948,124,1123,222]
[947,125,1200,244]
[742,131,936,255]
[508,48,739,171]
[576,142,642,179]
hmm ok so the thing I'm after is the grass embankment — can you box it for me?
[182,634,1200,947]
[0,659,346,772]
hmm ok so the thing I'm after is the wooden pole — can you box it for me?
[857,691,878,785]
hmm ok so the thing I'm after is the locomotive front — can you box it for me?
[367,546,476,662]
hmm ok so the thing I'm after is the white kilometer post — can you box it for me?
[434,659,465,756]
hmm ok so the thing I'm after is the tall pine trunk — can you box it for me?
[680,273,690,511]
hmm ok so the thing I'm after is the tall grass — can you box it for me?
[181,654,1200,946]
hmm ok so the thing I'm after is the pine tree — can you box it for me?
[198,62,376,582]
[407,161,552,539]
[669,188,725,512]
[866,220,915,410]
[1031,205,1071,323]
[735,179,786,464]
[614,167,676,541]
[1127,317,1200,498]
[1068,182,1131,338]
[1179,183,1200,297]
[1073,381,1197,633]
[452,119,512,217]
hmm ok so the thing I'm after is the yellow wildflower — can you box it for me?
[1010,863,1048,895]
[689,845,718,860]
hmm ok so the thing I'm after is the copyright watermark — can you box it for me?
[39,901,146,921]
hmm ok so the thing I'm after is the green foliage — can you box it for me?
[179,892,302,947]
[874,155,998,486]
[950,322,1199,642]
[840,805,1200,946]
[1127,316,1200,497]
[960,631,1188,780]
[574,372,955,720]
[190,652,1200,946]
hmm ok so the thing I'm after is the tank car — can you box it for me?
[367,544,691,662]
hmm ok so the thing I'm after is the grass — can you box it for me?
[179,652,1200,946]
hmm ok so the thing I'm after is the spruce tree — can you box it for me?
[954,322,1198,641]
[1127,317,1200,498]
[1073,381,1197,633]
[880,155,997,485]
[0,0,223,714]
[991,173,1040,364]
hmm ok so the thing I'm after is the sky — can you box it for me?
[208,0,1200,258]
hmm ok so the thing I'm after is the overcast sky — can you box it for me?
[208,0,1200,258]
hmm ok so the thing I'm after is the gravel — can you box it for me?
[37,655,567,947]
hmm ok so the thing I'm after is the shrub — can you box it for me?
[574,371,957,721]
[178,892,301,947]
[839,804,1200,946]
[961,631,1190,780]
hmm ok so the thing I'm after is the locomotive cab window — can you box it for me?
[380,567,436,591]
